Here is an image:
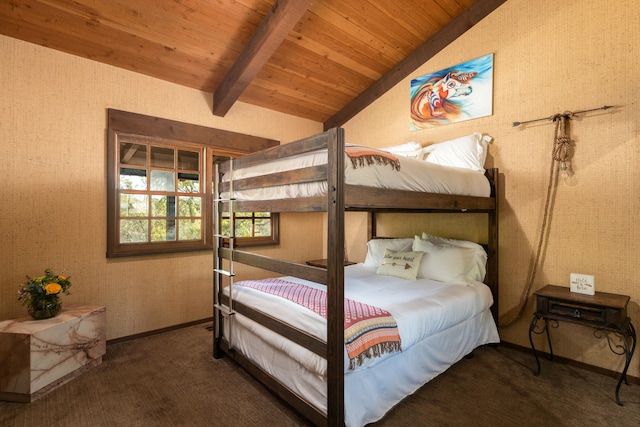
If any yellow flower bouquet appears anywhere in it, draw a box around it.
[18,268,72,319]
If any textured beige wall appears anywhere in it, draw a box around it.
[0,35,323,339]
[343,0,640,378]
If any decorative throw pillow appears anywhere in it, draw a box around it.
[376,249,424,280]
[413,236,485,282]
[422,133,492,172]
[363,238,414,268]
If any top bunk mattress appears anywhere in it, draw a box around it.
[223,145,491,200]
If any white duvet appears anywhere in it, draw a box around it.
[223,146,490,200]
[224,264,499,426]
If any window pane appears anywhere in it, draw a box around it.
[178,172,200,193]
[179,219,201,240]
[178,196,201,217]
[254,212,270,217]
[120,168,147,190]
[120,143,146,166]
[235,219,253,237]
[120,219,148,243]
[151,146,174,168]
[152,195,176,217]
[120,194,148,217]
[254,218,271,237]
[151,219,176,241]
[221,218,231,235]
[150,170,175,191]
[178,150,199,170]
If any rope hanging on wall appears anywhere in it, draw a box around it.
[500,113,573,328]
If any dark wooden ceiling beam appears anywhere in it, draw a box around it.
[213,0,313,117]
[323,0,507,130]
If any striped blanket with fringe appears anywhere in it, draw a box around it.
[235,278,402,369]
[345,146,401,171]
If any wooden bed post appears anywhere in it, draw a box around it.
[326,127,345,426]
[367,212,376,241]
[486,168,499,325]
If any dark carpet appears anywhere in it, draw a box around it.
[1,322,638,426]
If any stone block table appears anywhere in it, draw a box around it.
[0,305,106,402]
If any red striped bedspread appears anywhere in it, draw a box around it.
[235,278,402,369]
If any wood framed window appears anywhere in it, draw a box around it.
[107,109,279,257]
[220,210,279,246]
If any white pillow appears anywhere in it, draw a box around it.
[363,238,414,268]
[413,237,483,283]
[422,133,491,172]
[381,141,424,160]
[421,232,486,252]
[376,249,424,280]
[418,234,487,282]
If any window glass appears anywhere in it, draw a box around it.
[151,146,174,168]
[120,143,146,166]
[178,196,201,217]
[178,219,201,240]
[150,170,175,192]
[152,195,176,217]
[120,194,148,217]
[151,219,176,241]
[120,219,148,243]
[120,168,147,190]
[178,172,199,192]
[178,150,199,170]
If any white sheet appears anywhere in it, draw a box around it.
[224,146,490,200]
[223,264,500,426]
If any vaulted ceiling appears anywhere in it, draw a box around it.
[0,0,506,129]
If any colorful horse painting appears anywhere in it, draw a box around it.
[410,54,493,130]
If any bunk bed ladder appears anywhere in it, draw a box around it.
[213,159,236,358]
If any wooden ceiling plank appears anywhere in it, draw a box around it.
[267,39,372,96]
[253,62,355,106]
[238,86,330,121]
[0,8,230,93]
[286,29,380,81]
[44,0,254,72]
[324,0,506,130]
[292,11,391,76]
[434,0,473,17]
[241,79,337,117]
[308,1,405,66]
[319,0,423,60]
[213,0,314,117]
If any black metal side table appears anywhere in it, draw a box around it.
[529,285,636,405]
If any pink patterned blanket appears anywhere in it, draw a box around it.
[235,278,402,369]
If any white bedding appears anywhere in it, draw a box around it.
[224,146,490,200]
[223,264,500,426]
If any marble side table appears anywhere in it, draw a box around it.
[0,305,106,402]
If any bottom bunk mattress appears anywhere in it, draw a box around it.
[222,264,500,426]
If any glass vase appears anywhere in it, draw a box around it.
[28,297,62,320]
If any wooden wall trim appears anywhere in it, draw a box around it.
[108,109,279,153]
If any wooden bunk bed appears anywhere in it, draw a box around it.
[213,127,499,426]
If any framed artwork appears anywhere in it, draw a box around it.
[410,53,493,130]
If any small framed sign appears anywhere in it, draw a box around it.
[570,273,595,295]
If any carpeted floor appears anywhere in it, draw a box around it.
[1,322,638,426]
